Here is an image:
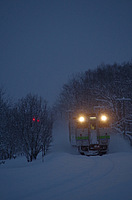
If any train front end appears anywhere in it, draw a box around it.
[69,112,110,156]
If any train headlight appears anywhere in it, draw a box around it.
[78,116,85,123]
[100,115,107,122]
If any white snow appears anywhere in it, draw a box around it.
[0,121,132,200]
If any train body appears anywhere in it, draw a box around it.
[69,112,110,156]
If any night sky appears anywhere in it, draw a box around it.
[0,0,132,105]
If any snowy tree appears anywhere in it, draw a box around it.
[0,88,11,159]
[5,107,21,159]
[16,94,53,162]
[57,62,132,134]
[0,88,22,159]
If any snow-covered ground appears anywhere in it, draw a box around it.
[0,121,132,200]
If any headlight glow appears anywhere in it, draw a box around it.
[78,116,85,123]
[101,115,107,122]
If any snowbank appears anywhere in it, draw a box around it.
[0,121,132,200]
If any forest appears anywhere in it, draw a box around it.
[0,62,132,161]
[56,62,132,136]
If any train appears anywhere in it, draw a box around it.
[69,111,110,156]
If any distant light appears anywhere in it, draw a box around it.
[37,119,40,122]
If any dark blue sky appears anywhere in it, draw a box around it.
[0,0,132,105]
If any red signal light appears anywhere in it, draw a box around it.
[32,118,40,122]
[32,118,35,122]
